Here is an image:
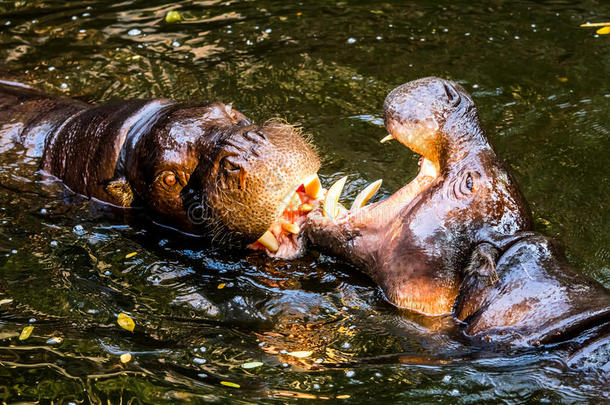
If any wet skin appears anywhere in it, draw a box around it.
[306,78,610,362]
[0,80,320,253]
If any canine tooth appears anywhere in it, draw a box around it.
[380,134,394,143]
[302,174,322,198]
[257,230,279,252]
[323,176,347,218]
[282,223,300,234]
[350,179,382,210]
[299,203,314,212]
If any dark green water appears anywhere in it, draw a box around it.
[0,0,609,403]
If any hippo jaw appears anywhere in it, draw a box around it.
[306,77,532,315]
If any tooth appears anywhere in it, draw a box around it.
[282,223,300,234]
[299,203,314,212]
[257,230,279,252]
[302,174,322,199]
[323,176,347,218]
[288,192,301,210]
[380,134,394,143]
[350,179,382,210]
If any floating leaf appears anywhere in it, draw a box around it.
[46,336,63,344]
[165,10,182,23]
[596,26,610,35]
[217,283,226,289]
[337,394,351,399]
[286,351,312,358]
[117,312,135,332]
[125,252,138,259]
[19,326,34,341]
[557,77,568,83]
[120,353,132,363]
[0,298,13,305]
[220,381,240,388]
[241,361,263,369]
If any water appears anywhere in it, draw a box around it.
[0,0,609,402]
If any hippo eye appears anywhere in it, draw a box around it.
[164,173,176,187]
[154,170,179,189]
[466,173,473,192]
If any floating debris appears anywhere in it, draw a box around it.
[596,27,610,35]
[337,395,351,399]
[241,361,263,369]
[286,351,312,358]
[120,353,132,363]
[217,283,226,289]
[220,381,240,388]
[125,251,138,259]
[19,326,34,341]
[165,10,182,23]
[117,312,135,332]
[46,336,63,344]
[0,298,13,305]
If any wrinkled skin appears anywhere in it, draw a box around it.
[306,78,610,366]
[0,80,320,245]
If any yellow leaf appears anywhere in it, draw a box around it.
[165,10,182,23]
[220,381,240,388]
[125,252,138,259]
[217,283,226,289]
[596,26,610,35]
[286,351,312,358]
[117,312,135,332]
[241,361,263,369]
[557,77,568,83]
[337,394,351,399]
[120,353,132,363]
[19,326,34,341]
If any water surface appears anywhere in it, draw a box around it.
[0,0,609,402]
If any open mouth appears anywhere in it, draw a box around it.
[247,174,325,259]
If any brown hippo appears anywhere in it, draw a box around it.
[305,78,610,369]
[0,79,323,258]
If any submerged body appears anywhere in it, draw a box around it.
[306,77,610,371]
[0,80,321,255]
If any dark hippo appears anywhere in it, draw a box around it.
[306,78,610,370]
[0,80,323,258]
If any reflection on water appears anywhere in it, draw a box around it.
[0,0,609,402]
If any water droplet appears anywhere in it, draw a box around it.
[347,37,356,44]
[40,208,47,214]
[345,370,355,377]
[48,66,55,71]
[50,241,58,247]
[127,29,142,36]
[171,41,180,47]
[376,35,382,40]
[60,83,68,89]
[265,28,272,33]
[193,357,206,364]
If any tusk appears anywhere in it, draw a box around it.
[302,174,322,199]
[282,222,300,234]
[380,134,394,143]
[323,176,347,218]
[257,230,279,252]
[350,179,382,210]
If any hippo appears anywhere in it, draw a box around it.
[0,79,323,258]
[305,78,610,370]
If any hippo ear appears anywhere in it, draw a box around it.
[104,178,135,207]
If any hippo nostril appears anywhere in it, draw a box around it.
[237,119,251,127]
[443,82,461,107]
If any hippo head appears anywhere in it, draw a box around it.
[306,77,533,314]
[119,102,321,257]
